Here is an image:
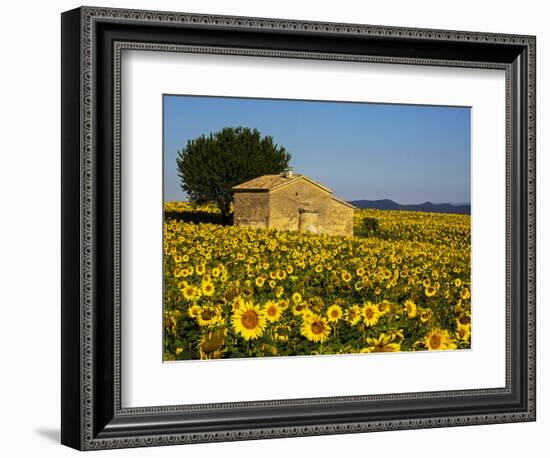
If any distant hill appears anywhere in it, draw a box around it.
[349,199,470,215]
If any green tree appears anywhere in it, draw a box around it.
[176,127,292,224]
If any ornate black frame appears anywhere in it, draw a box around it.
[61,6,536,451]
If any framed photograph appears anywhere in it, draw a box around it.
[61,6,536,450]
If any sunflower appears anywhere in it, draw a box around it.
[404,299,417,318]
[195,306,221,327]
[187,304,202,318]
[455,318,471,341]
[195,264,205,276]
[264,300,282,322]
[346,304,362,325]
[274,324,291,342]
[363,332,402,353]
[377,300,392,316]
[274,285,284,298]
[242,285,254,297]
[423,329,457,351]
[300,314,331,343]
[454,278,462,287]
[420,308,433,323]
[255,276,265,288]
[456,323,471,341]
[341,270,352,282]
[211,266,221,278]
[356,266,366,276]
[198,328,226,359]
[201,279,215,297]
[231,301,266,340]
[276,269,287,280]
[292,292,302,303]
[223,286,239,303]
[292,302,308,316]
[181,284,198,301]
[278,299,290,310]
[307,296,324,312]
[326,304,343,323]
[232,296,246,312]
[163,310,180,334]
[424,285,437,297]
[362,302,380,327]
[458,314,471,326]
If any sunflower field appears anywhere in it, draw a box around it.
[163,202,471,360]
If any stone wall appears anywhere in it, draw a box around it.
[233,179,354,237]
[326,199,354,237]
[233,192,270,228]
[269,180,354,237]
[268,180,326,232]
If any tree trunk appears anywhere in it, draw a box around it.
[219,206,233,225]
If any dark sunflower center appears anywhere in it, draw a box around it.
[459,315,471,325]
[365,309,374,319]
[311,321,324,335]
[429,334,441,348]
[201,310,214,320]
[267,306,277,317]
[241,311,259,329]
[277,327,290,336]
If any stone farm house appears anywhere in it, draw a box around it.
[232,170,355,237]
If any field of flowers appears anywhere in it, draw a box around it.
[163,201,471,360]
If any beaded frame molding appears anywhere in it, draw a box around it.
[61,6,536,451]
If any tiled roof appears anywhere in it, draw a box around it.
[330,195,356,209]
[232,174,331,193]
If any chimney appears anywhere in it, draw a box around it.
[283,167,294,179]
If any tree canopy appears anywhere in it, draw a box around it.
[176,127,292,224]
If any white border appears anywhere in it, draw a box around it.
[121,51,506,407]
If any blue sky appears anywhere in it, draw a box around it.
[163,95,470,204]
